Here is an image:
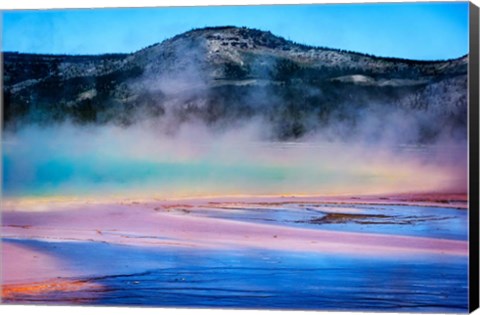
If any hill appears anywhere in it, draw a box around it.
[3,26,468,142]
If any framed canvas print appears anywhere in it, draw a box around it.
[1,0,479,314]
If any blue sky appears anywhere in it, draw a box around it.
[1,2,469,60]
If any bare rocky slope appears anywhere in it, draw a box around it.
[3,26,468,142]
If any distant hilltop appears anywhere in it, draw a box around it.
[3,26,468,142]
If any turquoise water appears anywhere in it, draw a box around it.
[2,154,290,196]
[3,127,465,198]
[2,149,377,198]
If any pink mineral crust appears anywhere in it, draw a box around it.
[2,195,468,264]
[1,242,104,300]
[1,242,68,285]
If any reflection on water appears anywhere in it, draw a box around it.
[3,238,467,312]
[188,203,468,240]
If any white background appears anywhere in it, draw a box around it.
[1,0,479,315]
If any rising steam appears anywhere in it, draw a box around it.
[2,114,467,199]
